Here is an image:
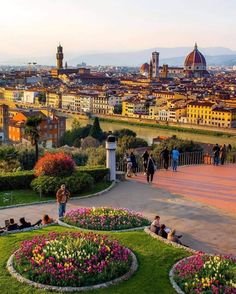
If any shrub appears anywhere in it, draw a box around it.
[34,152,76,177]
[77,166,109,182]
[81,136,100,149]
[0,171,34,190]
[31,172,94,195]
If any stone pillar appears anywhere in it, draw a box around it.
[106,135,117,181]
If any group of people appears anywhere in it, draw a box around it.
[150,215,184,245]
[212,143,231,166]
[124,147,180,184]
[0,215,53,234]
[0,184,71,234]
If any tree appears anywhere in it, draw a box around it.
[81,136,100,149]
[25,116,42,162]
[113,128,137,138]
[113,104,122,114]
[71,118,81,130]
[117,135,148,152]
[37,92,46,104]
[89,117,103,141]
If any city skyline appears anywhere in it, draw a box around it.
[1,0,236,59]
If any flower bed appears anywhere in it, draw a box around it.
[63,207,151,231]
[13,232,133,288]
[171,253,236,294]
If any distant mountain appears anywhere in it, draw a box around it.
[1,46,236,67]
[68,47,236,67]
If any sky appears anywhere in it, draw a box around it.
[1,0,236,57]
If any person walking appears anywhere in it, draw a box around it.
[146,154,156,184]
[212,144,220,165]
[160,146,169,170]
[142,150,149,175]
[130,152,138,176]
[172,147,180,172]
[124,152,132,177]
[220,144,227,165]
[56,184,70,218]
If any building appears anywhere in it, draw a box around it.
[151,51,159,78]
[8,110,66,147]
[22,90,39,104]
[46,92,62,108]
[51,44,91,78]
[2,88,23,102]
[0,104,9,142]
[122,98,148,117]
[187,101,236,127]
[93,94,122,115]
[184,43,209,78]
[56,43,64,69]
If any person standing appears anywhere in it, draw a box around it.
[124,152,132,177]
[220,144,227,165]
[172,147,180,172]
[212,144,220,165]
[160,146,169,170]
[146,154,156,184]
[142,150,149,175]
[130,152,138,176]
[56,184,70,218]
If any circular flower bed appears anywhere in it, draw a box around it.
[63,207,151,231]
[13,232,133,288]
[171,253,236,294]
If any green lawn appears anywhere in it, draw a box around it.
[0,226,189,294]
[0,181,111,207]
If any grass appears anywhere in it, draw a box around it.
[0,225,189,294]
[0,181,111,208]
[98,117,236,138]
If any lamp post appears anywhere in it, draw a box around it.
[106,135,116,181]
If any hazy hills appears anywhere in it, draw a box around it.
[1,47,236,67]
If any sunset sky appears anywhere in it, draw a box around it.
[1,0,236,57]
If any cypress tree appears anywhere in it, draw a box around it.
[89,117,103,141]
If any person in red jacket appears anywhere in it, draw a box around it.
[56,184,70,218]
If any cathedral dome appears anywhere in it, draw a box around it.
[184,43,206,71]
[140,63,149,75]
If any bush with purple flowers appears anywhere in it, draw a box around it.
[173,253,236,293]
[14,232,132,287]
[63,207,151,231]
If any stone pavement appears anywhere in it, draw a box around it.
[0,167,236,255]
[135,164,236,215]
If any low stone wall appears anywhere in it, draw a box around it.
[144,227,197,254]
[0,223,55,236]
[169,256,196,294]
[58,219,147,233]
[7,249,138,292]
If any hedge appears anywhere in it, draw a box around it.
[76,166,109,182]
[31,172,94,196]
[0,166,109,191]
[0,171,35,190]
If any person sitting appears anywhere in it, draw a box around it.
[18,217,42,230]
[150,215,160,234]
[167,229,183,245]
[6,218,19,231]
[42,214,54,225]
[158,224,168,239]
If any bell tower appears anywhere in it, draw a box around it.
[56,43,64,69]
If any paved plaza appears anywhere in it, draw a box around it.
[0,165,235,255]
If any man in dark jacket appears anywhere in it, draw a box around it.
[160,147,169,170]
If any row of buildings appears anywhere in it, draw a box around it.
[1,43,236,146]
